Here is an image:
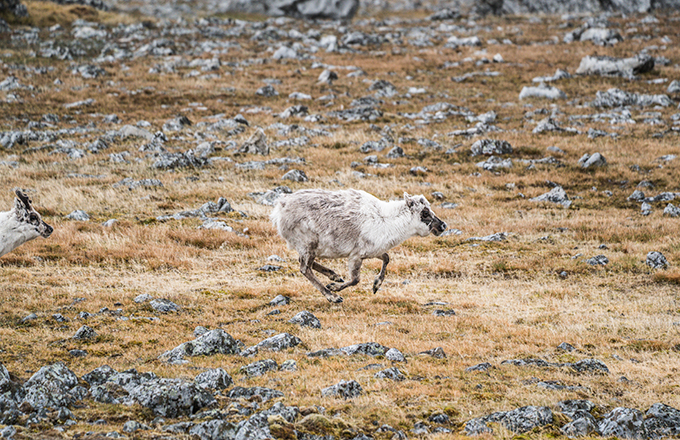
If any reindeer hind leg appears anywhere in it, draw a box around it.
[299,251,343,303]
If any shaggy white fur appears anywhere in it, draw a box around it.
[0,189,53,258]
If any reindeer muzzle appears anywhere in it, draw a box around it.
[41,223,54,238]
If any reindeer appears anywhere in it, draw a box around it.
[0,189,53,258]
[271,189,447,303]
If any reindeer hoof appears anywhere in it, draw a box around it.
[325,293,343,303]
[330,275,345,283]
[326,282,342,292]
[372,279,382,294]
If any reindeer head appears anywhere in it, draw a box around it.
[13,189,53,239]
[404,192,447,237]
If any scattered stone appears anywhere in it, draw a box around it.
[226,386,283,402]
[519,84,567,100]
[586,255,609,266]
[280,360,298,372]
[568,358,609,374]
[282,169,308,182]
[466,362,493,372]
[254,333,302,352]
[22,363,80,410]
[66,210,90,221]
[321,380,363,399]
[646,251,668,269]
[150,298,180,313]
[576,54,654,78]
[664,203,680,217]
[374,367,405,381]
[270,295,290,306]
[385,348,406,362]
[578,152,607,168]
[73,325,97,340]
[466,232,507,242]
[419,347,446,359]
[592,88,672,108]
[127,378,214,417]
[598,407,647,439]
[645,403,680,438]
[470,139,513,156]
[557,342,576,352]
[288,311,321,329]
[531,186,572,208]
[159,329,241,363]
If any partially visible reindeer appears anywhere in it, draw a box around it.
[271,189,447,303]
[0,189,53,258]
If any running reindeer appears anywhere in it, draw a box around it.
[0,189,53,258]
[271,189,447,303]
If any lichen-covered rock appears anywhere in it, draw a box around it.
[127,378,214,417]
[466,362,493,372]
[321,380,363,399]
[234,412,271,440]
[150,298,180,313]
[194,368,233,390]
[254,333,302,351]
[646,252,668,269]
[664,203,680,217]
[576,54,654,78]
[159,329,241,363]
[519,84,567,100]
[592,88,672,108]
[568,358,609,374]
[288,311,321,329]
[269,295,290,306]
[586,255,609,266]
[561,416,600,438]
[239,128,269,155]
[240,359,278,377]
[644,403,680,439]
[21,363,80,410]
[224,0,359,20]
[340,342,388,357]
[385,348,406,362]
[190,419,238,440]
[420,347,447,358]
[599,407,647,439]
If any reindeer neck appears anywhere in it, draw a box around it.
[370,200,418,249]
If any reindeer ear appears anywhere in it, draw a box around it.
[404,192,415,209]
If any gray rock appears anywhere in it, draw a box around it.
[466,362,493,372]
[240,359,278,377]
[557,399,597,418]
[561,416,600,438]
[162,116,192,132]
[152,150,207,170]
[254,333,302,351]
[470,139,513,156]
[273,46,297,60]
[646,251,668,269]
[288,311,321,329]
[194,326,208,337]
[83,365,118,386]
[477,156,513,171]
[269,295,290,306]
[256,85,278,97]
[533,69,572,83]
[644,403,680,439]
[664,203,680,217]
[502,406,553,433]
[66,210,90,221]
[69,349,87,357]
[224,0,359,20]
[569,358,609,374]
[592,88,672,108]
[127,378,214,417]
[642,202,653,216]
[282,169,308,182]
[280,360,298,372]
[318,69,338,84]
[190,419,237,440]
[194,368,233,390]
[73,325,97,340]
[519,84,567,100]
[628,190,645,202]
[533,116,579,135]
[134,293,153,303]
[586,255,609,266]
[150,298,180,313]
[578,152,607,168]
[234,413,270,440]
[557,342,576,352]
[239,129,269,155]
[122,420,151,433]
[467,232,508,242]
[531,186,572,208]
[118,125,154,141]
[374,367,405,381]
[321,380,363,399]
[580,28,623,45]
[599,407,647,439]
[419,347,446,358]
[227,386,283,402]
[368,79,398,98]
[385,348,406,362]
[22,363,80,410]
[668,80,680,94]
[249,186,292,206]
[576,54,654,78]
[280,105,308,119]
[159,329,241,363]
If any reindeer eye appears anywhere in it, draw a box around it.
[421,210,431,220]
[29,213,39,222]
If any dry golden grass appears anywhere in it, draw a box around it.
[1,4,680,438]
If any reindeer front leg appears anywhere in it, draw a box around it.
[373,253,390,294]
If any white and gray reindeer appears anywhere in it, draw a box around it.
[271,189,447,303]
[0,189,53,258]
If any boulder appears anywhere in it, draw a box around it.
[254,333,302,351]
[159,329,241,363]
[578,152,607,168]
[127,378,214,417]
[22,363,80,410]
[646,251,668,269]
[222,0,359,20]
[592,88,672,108]
[239,129,269,155]
[240,359,278,377]
[645,403,680,439]
[576,54,654,78]
[599,407,647,439]
[374,367,405,381]
[470,139,512,156]
[530,186,572,208]
[288,311,321,329]
[385,348,406,362]
[519,84,567,100]
[194,368,233,390]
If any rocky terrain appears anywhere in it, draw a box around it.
[1,0,680,439]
